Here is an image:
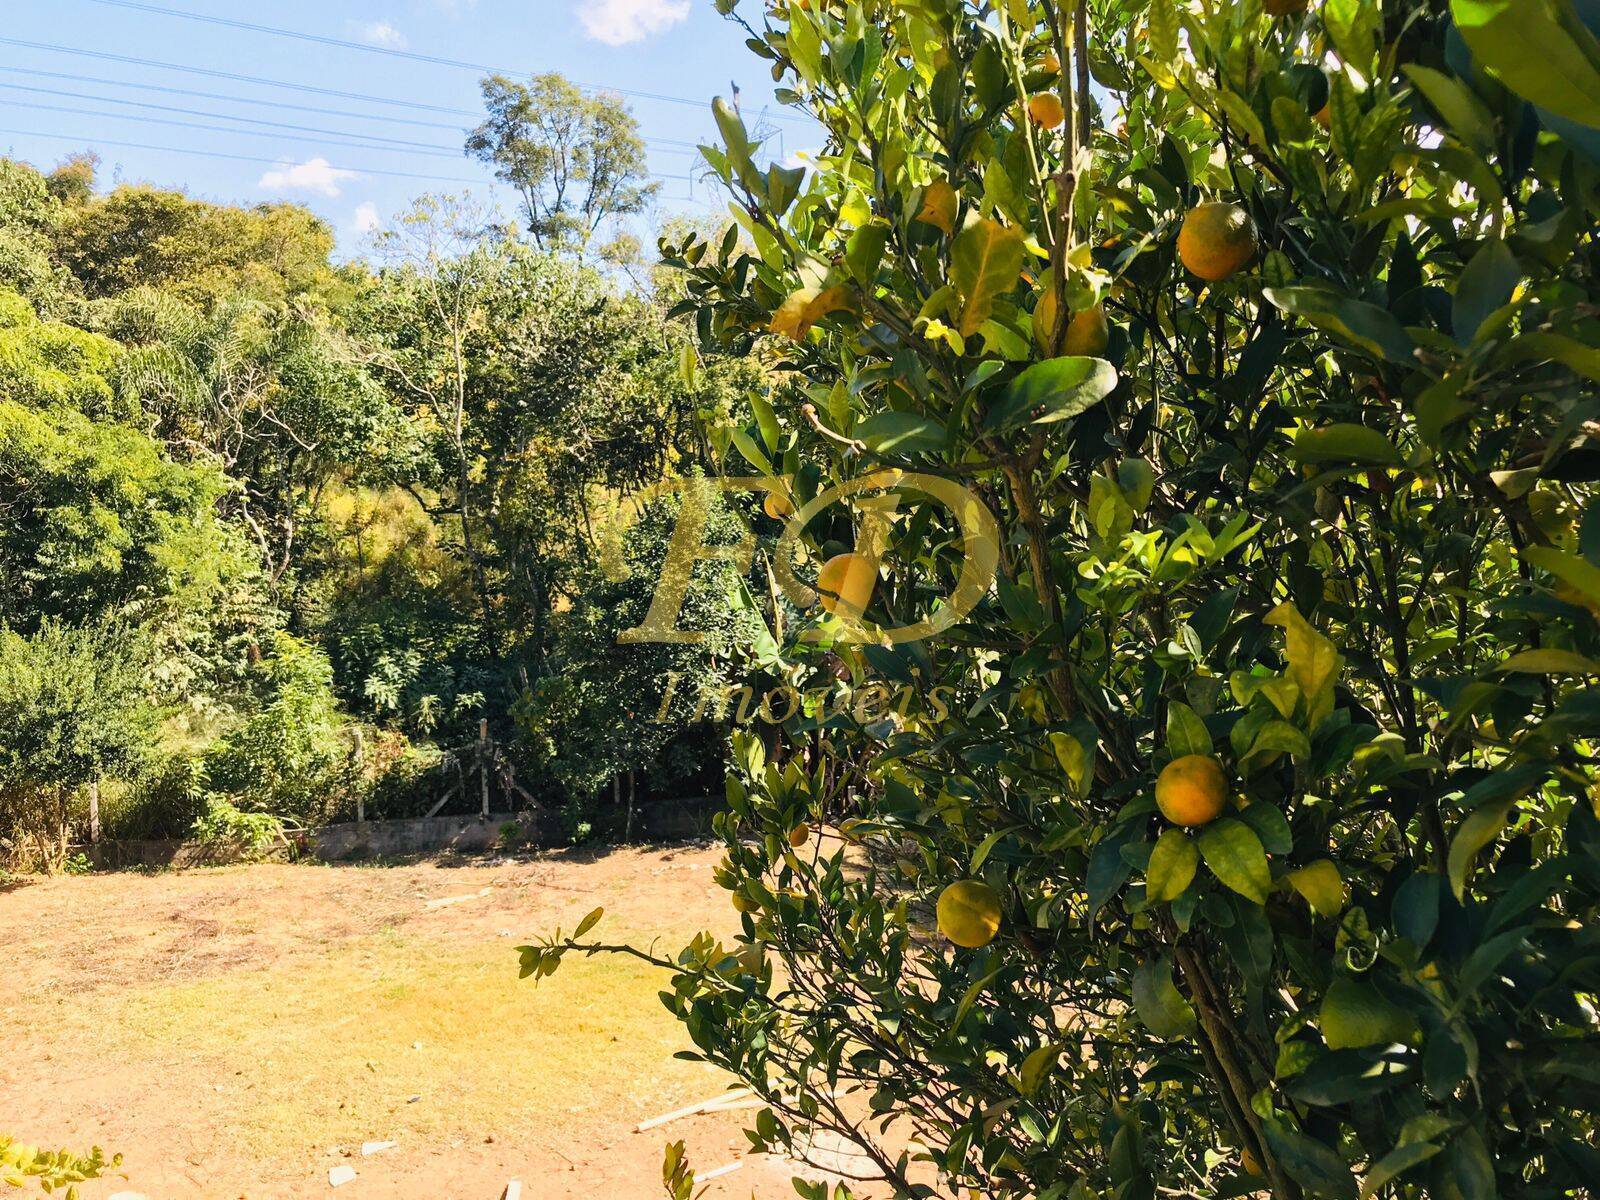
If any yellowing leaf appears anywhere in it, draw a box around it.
[1147,829,1200,903]
[915,179,958,235]
[1288,860,1347,918]
[1197,818,1272,905]
[769,285,855,341]
[1320,977,1418,1050]
[1495,648,1600,675]
[1525,545,1600,607]
[1048,731,1089,797]
[951,219,1025,338]
[1265,602,1342,725]
[1448,801,1513,901]
[1017,1042,1062,1096]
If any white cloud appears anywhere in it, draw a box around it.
[258,158,359,198]
[353,20,408,48]
[578,0,690,46]
[353,202,382,234]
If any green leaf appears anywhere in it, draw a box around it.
[1447,1125,1498,1200]
[1402,64,1496,152]
[1265,285,1415,364]
[845,221,891,286]
[750,390,781,454]
[1448,801,1514,901]
[856,411,948,456]
[1147,829,1200,903]
[1197,819,1272,904]
[1131,955,1197,1039]
[1263,1123,1358,1200]
[1452,239,1521,345]
[1321,977,1419,1049]
[982,356,1118,433]
[1452,0,1600,129]
[1360,1141,1443,1199]
[1492,331,1600,380]
[1166,701,1212,757]
[1238,802,1293,856]
[951,219,1025,338]
[1291,424,1404,467]
[574,906,605,938]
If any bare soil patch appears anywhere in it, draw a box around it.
[0,845,870,1198]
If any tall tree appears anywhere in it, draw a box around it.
[464,73,657,263]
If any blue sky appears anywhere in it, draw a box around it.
[0,0,812,253]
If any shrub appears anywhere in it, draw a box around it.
[202,632,354,825]
[0,619,154,871]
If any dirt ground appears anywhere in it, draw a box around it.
[0,844,881,1199]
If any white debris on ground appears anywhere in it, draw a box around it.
[328,1164,357,1187]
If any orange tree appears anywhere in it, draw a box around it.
[521,0,1600,1196]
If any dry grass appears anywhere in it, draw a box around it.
[0,847,823,1199]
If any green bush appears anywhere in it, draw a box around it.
[202,632,355,825]
[0,618,155,872]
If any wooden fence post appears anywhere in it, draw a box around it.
[353,729,366,824]
[88,780,100,845]
[479,719,490,818]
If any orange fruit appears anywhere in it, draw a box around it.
[816,552,877,618]
[1155,755,1228,827]
[788,823,812,848]
[937,880,1002,948]
[1063,305,1110,356]
[1241,1148,1263,1176]
[763,491,794,520]
[1314,103,1331,129]
[1041,51,1061,74]
[1177,202,1259,282]
[1028,93,1066,130]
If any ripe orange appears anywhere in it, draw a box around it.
[1241,1148,1263,1176]
[1063,304,1110,356]
[1155,755,1228,827]
[1177,202,1259,282]
[1314,103,1331,129]
[1028,93,1066,130]
[788,822,812,848]
[1040,51,1061,75]
[937,880,1003,948]
[763,491,794,520]
[816,552,877,618]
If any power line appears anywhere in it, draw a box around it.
[0,99,466,159]
[0,36,484,117]
[74,0,809,124]
[0,39,715,148]
[0,78,701,157]
[0,127,486,184]
[0,101,699,186]
[0,126,697,189]
[0,84,465,155]
[0,63,475,132]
